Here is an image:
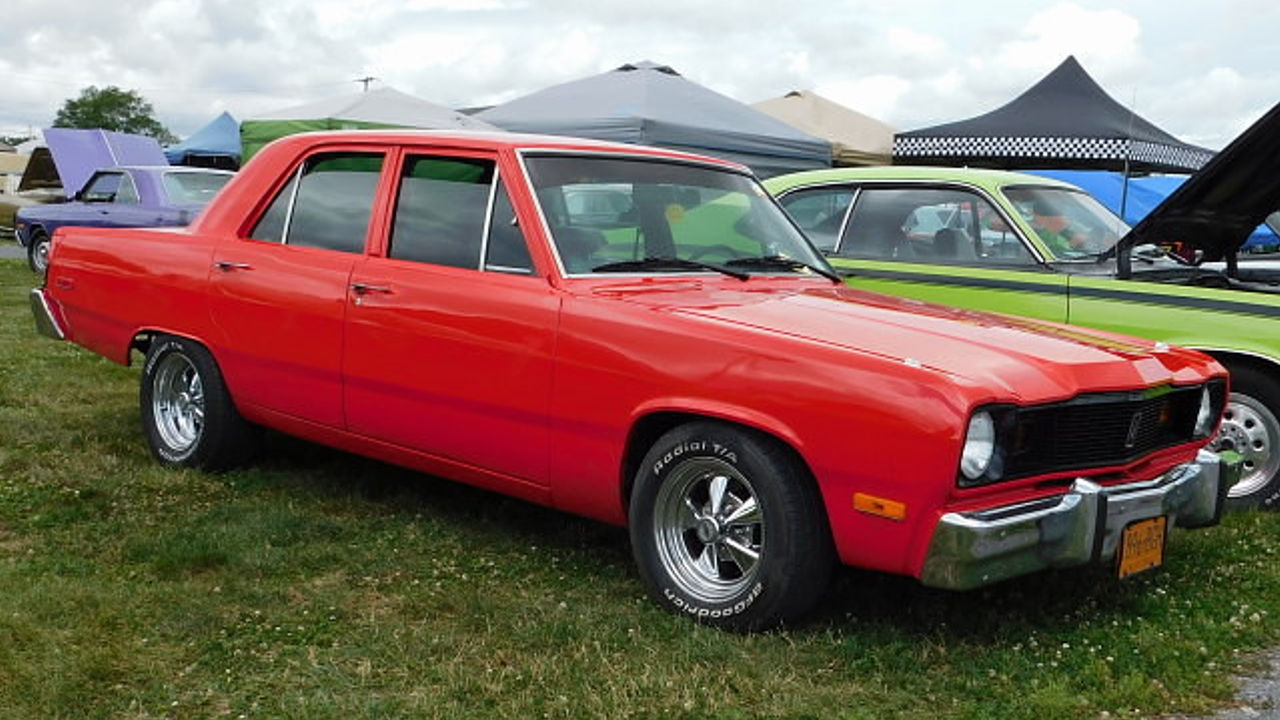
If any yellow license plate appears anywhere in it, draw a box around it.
[1117,516,1168,579]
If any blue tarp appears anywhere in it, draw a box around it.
[164,111,240,167]
[1030,169,1278,250]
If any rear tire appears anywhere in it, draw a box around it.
[27,230,49,275]
[1213,363,1280,510]
[140,335,257,470]
[629,421,834,632]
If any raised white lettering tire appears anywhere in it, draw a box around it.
[140,335,257,470]
[629,421,833,632]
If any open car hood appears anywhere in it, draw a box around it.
[1119,101,1280,270]
[19,128,168,198]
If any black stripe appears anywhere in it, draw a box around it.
[842,267,1280,319]
[844,267,1066,295]
[1069,284,1280,318]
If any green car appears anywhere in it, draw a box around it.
[764,109,1280,509]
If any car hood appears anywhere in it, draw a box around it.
[1120,101,1280,262]
[626,281,1217,402]
[30,128,168,198]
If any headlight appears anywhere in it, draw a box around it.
[1193,385,1217,438]
[960,410,997,482]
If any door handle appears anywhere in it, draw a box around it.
[214,261,253,271]
[351,282,392,295]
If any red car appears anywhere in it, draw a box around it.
[31,130,1237,630]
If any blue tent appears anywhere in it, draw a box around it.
[165,111,240,169]
[1030,169,1278,251]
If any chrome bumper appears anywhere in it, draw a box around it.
[30,288,66,340]
[920,449,1239,590]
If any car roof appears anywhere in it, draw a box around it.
[260,129,751,174]
[764,165,1079,192]
[102,166,235,174]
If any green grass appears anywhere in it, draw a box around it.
[3,257,1280,718]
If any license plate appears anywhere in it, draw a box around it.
[1117,516,1168,579]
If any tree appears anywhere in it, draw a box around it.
[53,86,177,144]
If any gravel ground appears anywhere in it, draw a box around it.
[1165,649,1280,719]
[0,243,23,260]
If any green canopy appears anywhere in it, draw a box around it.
[241,87,499,161]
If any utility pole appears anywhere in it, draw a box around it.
[354,76,378,92]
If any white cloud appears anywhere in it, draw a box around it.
[0,0,1278,152]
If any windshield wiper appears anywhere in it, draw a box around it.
[591,256,750,281]
[725,255,843,283]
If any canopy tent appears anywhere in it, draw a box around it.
[895,56,1214,173]
[752,90,895,166]
[1030,169,1278,251]
[476,61,832,178]
[240,87,500,161]
[165,111,241,169]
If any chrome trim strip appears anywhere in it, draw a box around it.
[30,288,66,341]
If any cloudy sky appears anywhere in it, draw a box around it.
[4,0,1278,149]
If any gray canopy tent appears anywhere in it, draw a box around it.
[476,61,831,177]
[895,56,1214,173]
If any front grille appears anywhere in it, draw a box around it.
[964,380,1225,486]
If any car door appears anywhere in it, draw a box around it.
[342,151,556,486]
[60,171,150,228]
[208,149,388,428]
[779,182,1071,323]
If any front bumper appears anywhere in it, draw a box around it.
[920,449,1239,590]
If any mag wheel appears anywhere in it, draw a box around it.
[1213,364,1280,509]
[27,231,49,274]
[629,422,833,632]
[140,335,257,470]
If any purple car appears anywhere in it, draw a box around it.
[15,165,234,273]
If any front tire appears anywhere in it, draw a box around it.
[27,230,49,275]
[1213,363,1280,510]
[140,335,257,470]
[629,422,833,632]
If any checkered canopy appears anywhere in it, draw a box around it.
[894,57,1213,173]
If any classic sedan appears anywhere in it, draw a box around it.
[32,130,1236,630]
[766,118,1280,511]
[15,165,233,273]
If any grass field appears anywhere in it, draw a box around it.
[4,257,1280,718]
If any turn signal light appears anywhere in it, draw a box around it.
[853,493,906,521]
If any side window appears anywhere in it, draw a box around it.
[114,174,140,204]
[777,187,854,252]
[389,155,495,269]
[248,153,384,253]
[484,179,534,274]
[837,187,1036,266]
[80,172,126,203]
[250,174,297,244]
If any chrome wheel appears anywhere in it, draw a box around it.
[652,458,764,603]
[151,352,205,456]
[29,234,49,274]
[1214,391,1280,499]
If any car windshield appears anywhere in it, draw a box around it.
[1003,185,1129,261]
[523,155,831,277]
[162,171,233,205]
